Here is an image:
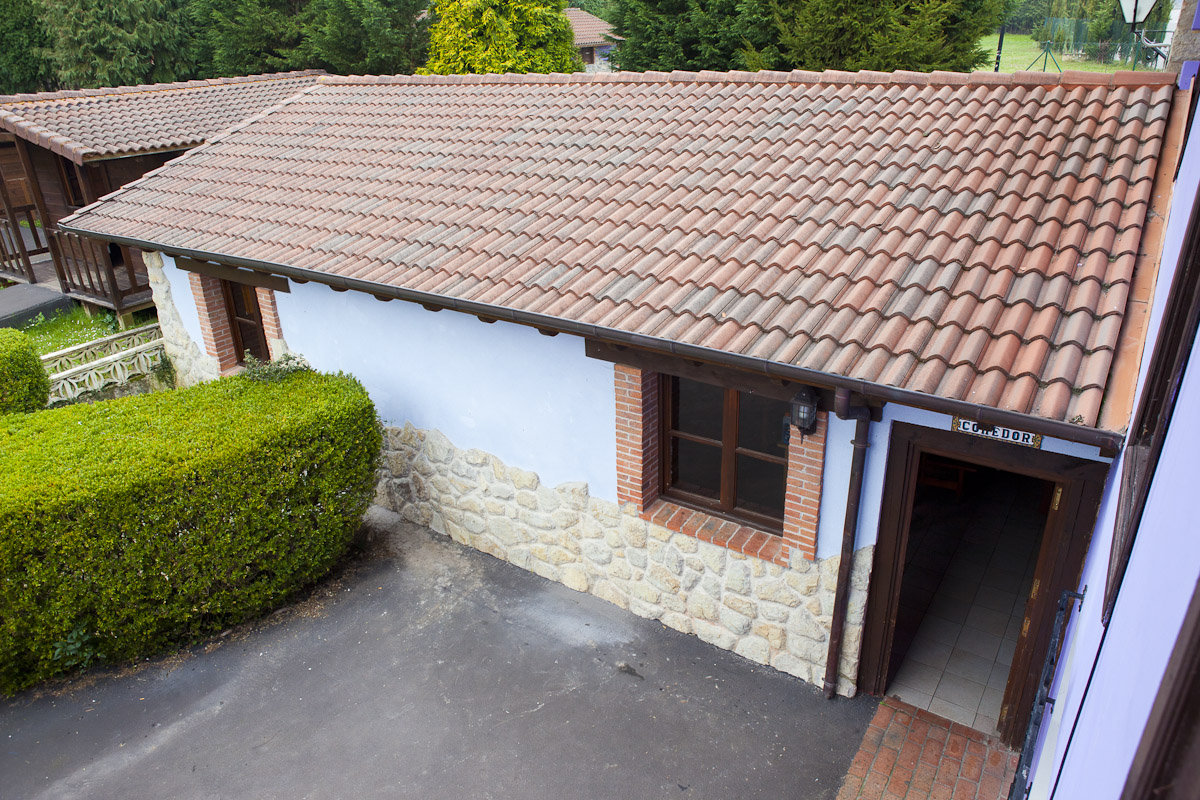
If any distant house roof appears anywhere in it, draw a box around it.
[0,71,324,164]
[62,69,1182,432]
[564,8,618,48]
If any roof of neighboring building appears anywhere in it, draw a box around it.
[564,8,618,47]
[62,69,1182,432]
[0,71,325,164]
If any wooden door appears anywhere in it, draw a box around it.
[858,422,1108,748]
[222,280,270,363]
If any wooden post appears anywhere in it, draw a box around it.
[13,139,69,294]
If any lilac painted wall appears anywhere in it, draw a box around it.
[1025,102,1200,798]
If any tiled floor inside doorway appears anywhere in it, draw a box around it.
[886,469,1044,733]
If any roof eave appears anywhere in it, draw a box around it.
[55,220,1126,454]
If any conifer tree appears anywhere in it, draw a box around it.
[299,0,430,75]
[189,0,308,77]
[769,0,1005,73]
[0,0,54,93]
[40,0,196,88]
[608,0,779,72]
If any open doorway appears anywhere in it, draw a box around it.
[857,422,1109,748]
[884,455,1052,733]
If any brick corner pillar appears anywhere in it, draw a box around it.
[782,410,827,561]
[254,286,285,359]
[614,364,660,511]
[189,271,239,371]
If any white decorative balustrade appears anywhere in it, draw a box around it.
[41,325,166,404]
[41,323,161,373]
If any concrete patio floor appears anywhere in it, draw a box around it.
[2,507,879,800]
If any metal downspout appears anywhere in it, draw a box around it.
[823,387,872,699]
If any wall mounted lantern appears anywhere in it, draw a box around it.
[790,386,819,435]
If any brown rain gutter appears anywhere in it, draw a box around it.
[55,224,1126,454]
[823,387,871,699]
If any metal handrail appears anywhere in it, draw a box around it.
[1008,589,1086,800]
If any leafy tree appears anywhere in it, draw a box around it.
[0,0,54,93]
[39,0,196,88]
[767,0,1006,73]
[298,0,430,74]
[189,0,308,76]
[569,0,614,21]
[421,0,581,74]
[609,0,780,71]
[1003,0,1050,33]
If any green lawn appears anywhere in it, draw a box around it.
[21,306,118,355]
[979,32,1156,74]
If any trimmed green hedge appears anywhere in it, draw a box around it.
[0,370,382,694]
[0,328,49,414]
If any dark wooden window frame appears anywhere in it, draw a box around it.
[658,374,788,533]
[858,422,1108,748]
[1105,172,1200,625]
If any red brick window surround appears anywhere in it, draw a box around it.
[614,364,825,564]
[189,272,282,371]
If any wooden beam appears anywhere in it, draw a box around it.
[585,339,827,406]
[174,256,290,293]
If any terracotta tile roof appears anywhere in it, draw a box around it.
[62,69,1180,428]
[564,8,618,47]
[0,71,324,164]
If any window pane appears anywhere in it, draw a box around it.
[737,392,790,457]
[672,437,721,500]
[673,377,724,441]
[735,454,786,520]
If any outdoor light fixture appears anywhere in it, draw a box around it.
[790,386,819,435]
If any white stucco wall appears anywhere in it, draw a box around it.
[162,256,206,347]
[1024,95,1200,799]
[269,281,619,501]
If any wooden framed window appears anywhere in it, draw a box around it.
[221,279,270,364]
[660,375,790,532]
[57,156,86,209]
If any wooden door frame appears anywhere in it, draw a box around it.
[857,422,1108,747]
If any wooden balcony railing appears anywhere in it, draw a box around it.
[0,206,46,282]
[48,227,152,314]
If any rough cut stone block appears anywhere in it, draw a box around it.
[648,564,681,594]
[536,486,561,511]
[555,481,589,511]
[735,636,770,663]
[755,580,802,608]
[672,594,709,626]
[661,612,693,635]
[630,582,661,605]
[723,595,756,618]
[561,565,589,592]
[693,619,737,650]
[593,580,628,610]
[719,606,752,636]
[663,546,684,576]
[725,562,751,595]
[581,540,613,565]
[531,544,575,566]
[509,466,539,490]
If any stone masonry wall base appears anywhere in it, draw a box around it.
[377,423,875,697]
